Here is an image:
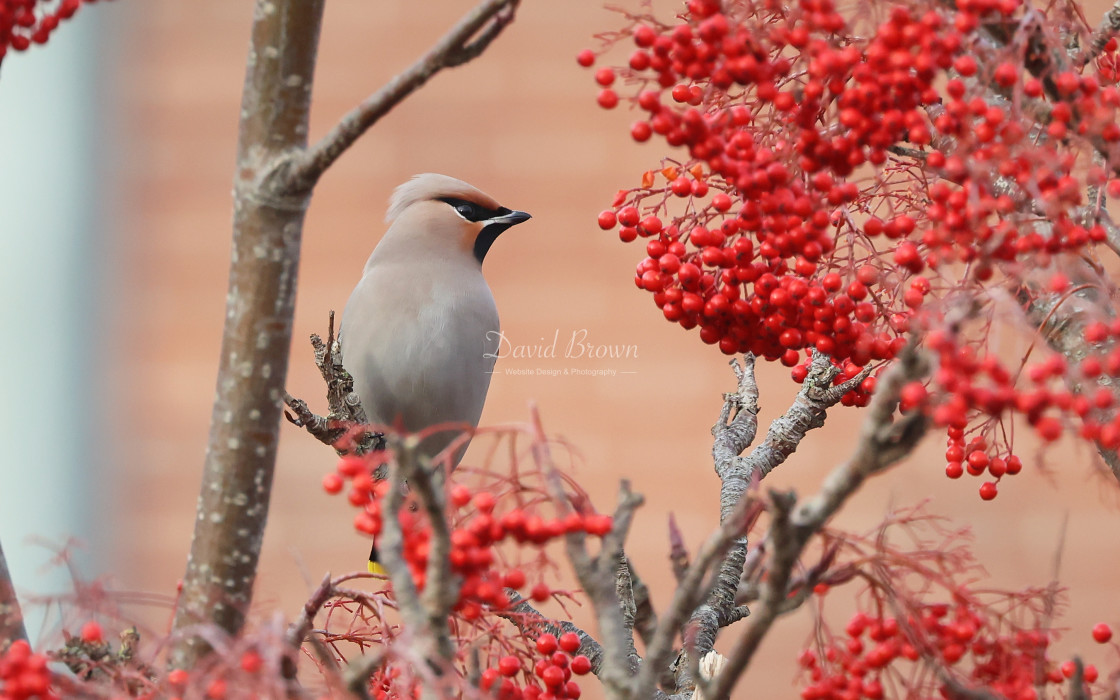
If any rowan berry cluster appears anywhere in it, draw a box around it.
[325,449,612,621]
[0,0,102,62]
[588,0,1120,497]
[0,641,54,700]
[798,606,1085,700]
[795,508,1110,699]
[475,633,592,700]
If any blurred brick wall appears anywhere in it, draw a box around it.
[106,1,1119,694]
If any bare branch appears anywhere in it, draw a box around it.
[676,351,868,694]
[627,560,659,646]
[405,457,457,661]
[704,343,931,699]
[1067,656,1091,700]
[668,513,691,583]
[631,498,762,699]
[282,0,521,193]
[378,437,454,668]
[0,538,26,649]
[285,312,384,455]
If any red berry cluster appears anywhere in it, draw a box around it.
[589,1,962,378]
[478,633,592,700]
[894,316,1120,499]
[588,0,1120,494]
[799,606,1073,700]
[0,640,55,700]
[0,0,102,62]
[326,452,612,619]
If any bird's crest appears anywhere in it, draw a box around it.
[386,173,501,223]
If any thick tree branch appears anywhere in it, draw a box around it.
[704,343,930,699]
[630,498,762,700]
[0,538,26,649]
[677,352,867,694]
[169,0,325,669]
[378,437,455,672]
[281,0,521,193]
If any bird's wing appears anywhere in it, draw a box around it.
[340,263,499,441]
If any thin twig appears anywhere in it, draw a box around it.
[282,0,521,193]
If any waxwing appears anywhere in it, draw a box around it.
[340,173,530,573]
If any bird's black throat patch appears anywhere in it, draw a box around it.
[473,222,515,263]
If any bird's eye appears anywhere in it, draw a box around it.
[456,203,478,219]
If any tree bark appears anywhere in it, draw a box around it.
[0,537,26,649]
[169,0,325,669]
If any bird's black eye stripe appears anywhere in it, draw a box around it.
[439,197,502,223]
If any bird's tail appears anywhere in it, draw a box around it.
[368,540,387,575]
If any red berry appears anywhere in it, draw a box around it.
[536,633,558,655]
[498,655,521,676]
[474,492,497,513]
[595,68,615,86]
[1092,622,1112,643]
[168,668,189,685]
[503,568,526,589]
[559,632,581,653]
[207,678,227,699]
[450,484,472,507]
[597,89,619,109]
[531,582,551,602]
[337,455,365,476]
[631,121,653,142]
[240,650,263,673]
[583,514,612,536]
[570,655,592,675]
[481,667,500,690]
[597,210,617,230]
[80,621,102,643]
[978,481,998,500]
[576,49,594,67]
[541,665,564,687]
[322,473,343,494]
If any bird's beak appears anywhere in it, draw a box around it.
[488,209,531,227]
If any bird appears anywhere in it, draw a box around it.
[339,174,531,574]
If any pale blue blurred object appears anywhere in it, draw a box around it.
[0,6,121,643]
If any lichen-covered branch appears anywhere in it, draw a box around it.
[284,311,383,455]
[0,538,26,649]
[703,344,930,699]
[677,352,868,695]
[630,498,762,699]
[282,0,521,193]
[559,479,646,697]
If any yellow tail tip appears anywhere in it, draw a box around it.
[368,560,387,575]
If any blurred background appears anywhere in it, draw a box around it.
[1,0,1118,693]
